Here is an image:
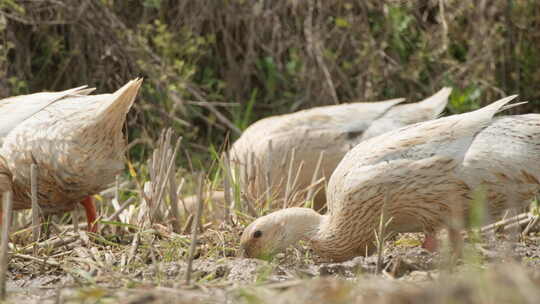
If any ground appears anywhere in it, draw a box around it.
[5,225,540,304]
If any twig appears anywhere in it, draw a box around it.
[230,161,243,225]
[31,164,41,242]
[438,0,449,52]
[115,175,120,204]
[306,151,325,203]
[72,205,79,233]
[21,234,79,254]
[12,253,60,267]
[147,129,182,223]
[104,197,136,222]
[181,88,241,135]
[222,153,232,224]
[99,181,132,199]
[283,147,297,208]
[127,232,140,265]
[480,212,530,234]
[304,0,338,104]
[288,161,305,206]
[0,191,14,300]
[185,100,239,107]
[262,279,304,289]
[168,171,181,234]
[109,175,121,235]
[48,220,65,236]
[186,173,204,285]
[182,214,194,235]
[241,193,258,219]
[249,152,256,197]
[522,215,540,237]
[505,217,533,233]
[375,190,393,274]
[265,140,273,205]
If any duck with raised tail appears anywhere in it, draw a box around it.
[0,79,143,232]
[240,95,540,262]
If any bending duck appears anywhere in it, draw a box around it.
[179,190,228,225]
[230,88,451,210]
[0,79,142,232]
[240,95,540,262]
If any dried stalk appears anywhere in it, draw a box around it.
[249,152,256,196]
[375,190,393,274]
[72,206,79,233]
[504,217,533,233]
[192,99,241,135]
[265,140,273,205]
[13,253,60,267]
[283,147,297,209]
[105,197,136,222]
[292,177,325,208]
[182,87,241,135]
[287,161,305,207]
[242,193,258,218]
[480,212,530,234]
[522,215,540,237]
[222,153,232,224]
[306,151,325,203]
[108,175,122,235]
[145,128,182,224]
[0,191,13,300]
[232,160,241,212]
[127,232,140,265]
[22,234,79,254]
[186,173,204,285]
[305,0,338,104]
[168,170,182,233]
[99,181,132,199]
[30,164,40,242]
[182,214,194,235]
[115,175,120,203]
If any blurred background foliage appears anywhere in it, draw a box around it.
[1,0,539,165]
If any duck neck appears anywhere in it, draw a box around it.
[310,212,376,262]
[277,207,325,246]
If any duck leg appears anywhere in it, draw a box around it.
[422,229,463,255]
[80,196,97,233]
[422,233,438,252]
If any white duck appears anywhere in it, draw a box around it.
[230,88,452,210]
[240,96,539,262]
[0,79,142,232]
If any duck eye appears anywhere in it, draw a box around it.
[253,230,263,238]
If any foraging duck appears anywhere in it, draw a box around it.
[230,88,452,210]
[0,79,143,232]
[179,190,228,225]
[240,96,540,262]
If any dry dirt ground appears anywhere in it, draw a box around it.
[5,229,540,304]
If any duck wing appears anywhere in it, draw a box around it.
[0,86,94,139]
[459,114,540,209]
[361,87,452,140]
[235,98,405,144]
[328,95,522,213]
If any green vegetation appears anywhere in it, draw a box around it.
[1,0,539,163]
